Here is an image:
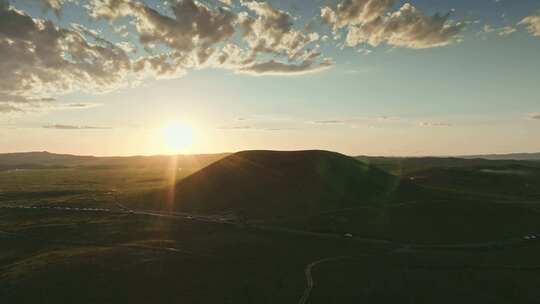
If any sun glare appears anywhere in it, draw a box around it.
[161,122,194,153]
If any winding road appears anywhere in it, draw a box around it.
[298,256,350,304]
[2,203,540,304]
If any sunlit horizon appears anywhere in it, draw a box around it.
[1,0,540,157]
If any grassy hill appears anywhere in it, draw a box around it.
[147,150,399,219]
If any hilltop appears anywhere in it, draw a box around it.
[147,150,399,219]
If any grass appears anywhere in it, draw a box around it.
[2,151,540,303]
[0,210,388,304]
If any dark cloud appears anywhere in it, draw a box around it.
[42,124,111,130]
[239,58,333,76]
[0,103,24,113]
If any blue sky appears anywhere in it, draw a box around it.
[0,0,539,156]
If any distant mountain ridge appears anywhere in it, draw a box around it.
[461,152,540,161]
[0,151,229,171]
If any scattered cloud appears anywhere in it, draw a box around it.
[55,103,103,110]
[1,0,332,114]
[217,125,288,131]
[217,125,253,130]
[37,0,69,15]
[87,0,330,79]
[312,119,350,125]
[418,122,452,127]
[42,124,111,130]
[481,24,516,36]
[239,0,321,60]
[311,116,400,126]
[321,0,392,29]
[218,0,232,6]
[0,2,131,108]
[65,103,98,108]
[322,0,464,49]
[499,26,517,36]
[1,0,531,116]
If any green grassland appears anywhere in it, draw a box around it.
[0,152,227,208]
[2,151,540,303]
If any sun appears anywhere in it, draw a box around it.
[161,122,194,153]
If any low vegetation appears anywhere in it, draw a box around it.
[1,151,540,303]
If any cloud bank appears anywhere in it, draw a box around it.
[3,0,526,115]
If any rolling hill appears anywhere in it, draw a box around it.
[0,151,229,171]
[463,152,540,161]
[148,150,400,219]
[356,155,540,175]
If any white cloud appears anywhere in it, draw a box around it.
[0,3,131,106]
[218,0,232,6]
[322,0,464,49]
[498,26,516,36]
[519,13,540,37]
[0,0,335,114]
[239,0,322,60]
[481,24,516,36]
[87,0,331,77]
[115,41,136,53]
[321,0,393,29]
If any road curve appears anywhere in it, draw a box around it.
[298,256,349,304]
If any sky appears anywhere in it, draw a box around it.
[0,0,539,156]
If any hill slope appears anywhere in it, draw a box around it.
[154,150,399,219]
